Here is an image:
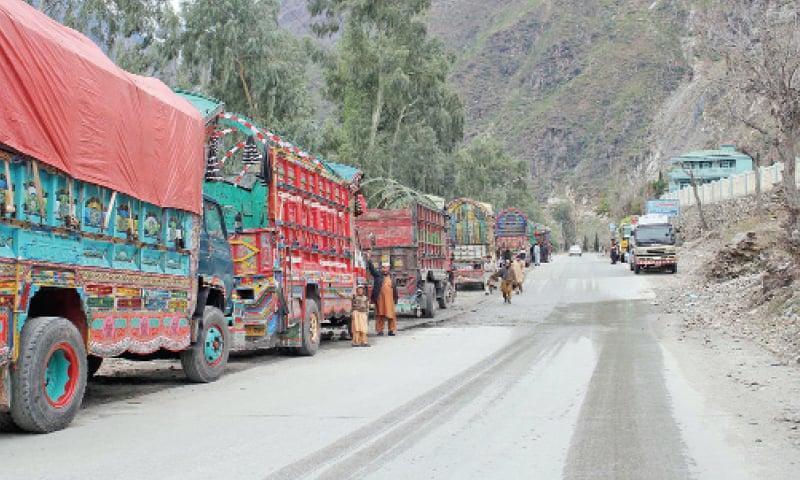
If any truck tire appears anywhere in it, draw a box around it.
[295,299,321,356]
[87,355,103,379]
[423,283,437,318]
[0,412,17,432]
[181,307,229,383]
[438,282,456,309]
[634,264,641,275]
[670,265,678,274]
[10,317,87,433]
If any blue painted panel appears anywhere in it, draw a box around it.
[165,251,188,275]
[18,230,81,264]
[112,243,139,270]
[81,238,113,269]
[0,224,16,259]
[140,248,164,274]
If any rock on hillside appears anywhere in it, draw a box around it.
[428,0,690,199]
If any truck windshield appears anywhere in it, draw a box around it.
[635,225,674,245]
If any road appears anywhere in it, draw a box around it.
[1,255,798,479]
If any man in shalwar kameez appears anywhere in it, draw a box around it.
[366,253,399,336]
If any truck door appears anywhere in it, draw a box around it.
[200,198,235,314]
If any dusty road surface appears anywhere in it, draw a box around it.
[2,255,799,479]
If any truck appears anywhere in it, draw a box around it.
[629,214,677,274]
[0,3,234,433]
[495,208,532,265]
[182,96,363,355]
[446,198,495,290]
[356,200,456,318]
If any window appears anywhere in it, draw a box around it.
[204,201,225,238]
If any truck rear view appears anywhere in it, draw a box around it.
[447,198,495,290]
[356,202,455,318]
[495,208,532,265]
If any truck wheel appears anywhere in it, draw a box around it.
[670,265,678,274]
[423,283,437,318]
[87,355,103,379]
[10,317,87,433]
[634,264,641,275]
[438,282,456,309]
[295,299,321,356]
[181,307,229,383]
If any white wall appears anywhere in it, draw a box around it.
[662,159,798,207]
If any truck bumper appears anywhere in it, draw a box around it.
[637,258,676,268]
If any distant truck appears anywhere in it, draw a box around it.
[619,222,633,262]
[356,201,456,318]
[495,208,531,265]
[183,95,364,355]
[446,198,495,290]
[530,223,552,263]
[630,214,677,274]
[0,4,234,433]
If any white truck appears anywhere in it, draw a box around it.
[629,214,677,274]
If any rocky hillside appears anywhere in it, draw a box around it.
[281,0,694,200]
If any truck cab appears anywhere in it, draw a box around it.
[630,215,677,274]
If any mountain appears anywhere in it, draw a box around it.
[280,0,691,201]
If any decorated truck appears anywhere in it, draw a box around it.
[446,198,495,290]
[179,92,363,355]
[0,2,234,433]
[356,199,455,318]
[495,208,532,265]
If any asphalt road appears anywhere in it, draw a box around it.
[1,255,796,479]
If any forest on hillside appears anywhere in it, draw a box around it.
[25,0,542,224]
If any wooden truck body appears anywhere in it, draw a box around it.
[446,198,495,289]
[193,106,363,354]
[495,208,532,265]
[356,202,455,318]
[0,3,234,433]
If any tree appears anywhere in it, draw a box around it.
[452,135,541,220]
[26,0,179,75]
[582,235,588,252]
[309,0,464,191]
[702,1,800,242]
[594,232,600,252]
[681,163,709,231]
[552,202,577,248]
[181,0,315,141]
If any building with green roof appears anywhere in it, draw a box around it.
[668,144,753,192]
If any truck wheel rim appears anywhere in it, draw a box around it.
[309,312,320,343]
[43,342,79,409]
[204,326,224,367]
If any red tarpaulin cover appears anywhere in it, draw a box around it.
[0,0,204,214]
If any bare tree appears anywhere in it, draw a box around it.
[701,1,800,243]
[681,163,709,231]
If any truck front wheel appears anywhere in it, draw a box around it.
[423,283,437,318]
[438,282,456,309]
[634,264,641,275]
[10,317,87,433]
[295,299,321,356]
[181,307,229,383]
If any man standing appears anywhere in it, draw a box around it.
[511,256,525,293]
[491,261,514,304]
[533,243,541,266]
[366,252,398,336]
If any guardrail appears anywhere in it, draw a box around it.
[662,159,800,207]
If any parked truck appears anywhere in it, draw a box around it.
[356,200,456,318]
[629,214,677,274]
[495,208,532,265]
[181,95,363,355]
[446,198,495,290]
[531,223,552,263]
[0,3,234,433]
